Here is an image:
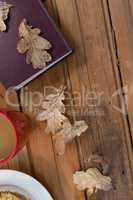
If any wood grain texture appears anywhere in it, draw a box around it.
[107,0,133,135]
[54,0,133,199]
[19,1,85,199]
[1,0,133,199]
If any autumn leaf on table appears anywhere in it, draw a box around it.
[53,120,88,155]
[73,154,112,199]
[17,19,52,69]
[36,86,88,155]
[36,86,66,134]
[0,1,12,32]
[73,168,112,198]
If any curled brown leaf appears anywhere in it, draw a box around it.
[86,154,110,175]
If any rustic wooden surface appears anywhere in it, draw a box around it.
[0,0,133,199]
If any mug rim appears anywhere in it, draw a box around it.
[0,111,18,165]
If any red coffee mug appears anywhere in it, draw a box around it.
[0,109,30,166]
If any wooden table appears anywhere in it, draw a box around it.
[1,0,133,199]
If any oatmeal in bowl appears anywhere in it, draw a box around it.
[0,192,29,200]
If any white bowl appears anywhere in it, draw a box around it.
[0,170,53,200]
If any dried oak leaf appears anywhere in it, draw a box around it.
[17,19,52,69]
[73,168,112,196]
[53,120,88,155]
[36,86,66,134]
[36,86,88,155]
[0,1,12,32]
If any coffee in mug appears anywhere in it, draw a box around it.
[0,109,30,166]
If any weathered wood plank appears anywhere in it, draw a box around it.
[20,79,65,200]
[0,0,132,199]
[55,0,133,199]
[103,0,133,195]
[19,1,85,200]
[107,0,133,136]
[20,68,85,200]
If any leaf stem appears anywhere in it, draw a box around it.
[87,188,96,200]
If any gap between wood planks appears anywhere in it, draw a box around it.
[52,0,132,198]
[18,0,83,200]
[49,0,92,199]
[12,0,133,199]
[51,0,133,199]
[102,0,132,147]
[101,0,133,177]
[62,0,133,198]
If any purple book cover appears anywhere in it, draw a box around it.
[0,0,72,89]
